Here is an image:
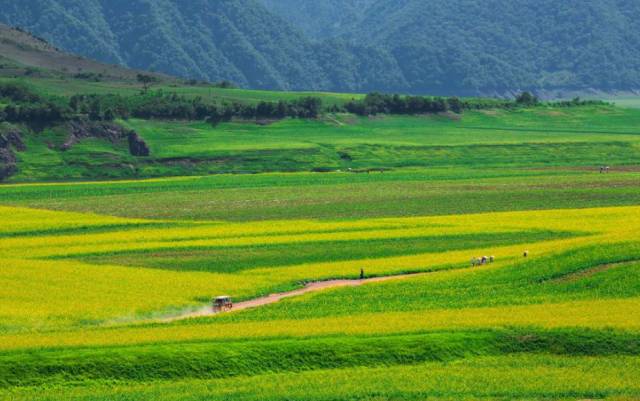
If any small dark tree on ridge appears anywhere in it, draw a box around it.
[137,74,159,94]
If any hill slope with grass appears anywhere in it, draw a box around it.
[0,23,168,82]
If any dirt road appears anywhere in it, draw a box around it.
[162,272,426,322]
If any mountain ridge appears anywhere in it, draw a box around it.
[2,0,640,95]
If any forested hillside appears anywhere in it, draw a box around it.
[345,0,640,93]
[0,0,326,90]
[2,0,640,95]
[259,0,375,39]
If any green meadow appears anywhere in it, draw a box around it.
[0,77,363,106]
[3,169,640,221]
[9,102,640,182]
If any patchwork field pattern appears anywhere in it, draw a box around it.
[4,25,640,399]
[1,168,640,400]
[3,100,640,400]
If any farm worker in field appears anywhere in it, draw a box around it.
[481,256,487,265]
[360,268,365,279]
[524,250,529,258]
[490,256,495,263]
[470,257,476,267]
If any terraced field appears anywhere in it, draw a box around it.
[10,103,640,182]
[1,164,640,400]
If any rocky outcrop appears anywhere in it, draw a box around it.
[128,131,150,157]
[61,121,127,151]
[0,123,27,181]
[0,147,16,181]
[61,120,150,157]
[0,127,26,151]
[0,124,25,181]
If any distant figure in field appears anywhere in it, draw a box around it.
[600,166,604,174]
[360,268,365,279]
[481,256,488,265]
[524,250,529,258]
[490,256,495,263]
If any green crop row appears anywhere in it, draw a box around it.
[1,328,638,388]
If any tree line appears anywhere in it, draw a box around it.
[0,84,322,125]
[0,83,607,127]
[0,83,67,124]
[67,92,323,124]
[336,92,605,116]
[337,93,468,115]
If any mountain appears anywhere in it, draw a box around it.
[0,0,405,93]
[346,0,640,93]
[258,0,376,40]
[0,22,166,81]
[2,0,640,95]
[0,0,328,90]
[263,0,640,95]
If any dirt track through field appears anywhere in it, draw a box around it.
[550,259,637,283]
[163,272,428,322]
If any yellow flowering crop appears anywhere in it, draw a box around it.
[1,204,639,334]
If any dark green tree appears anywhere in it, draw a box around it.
[137,74,159,94]
[516,92,539,106]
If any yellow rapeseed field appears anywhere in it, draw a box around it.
[1,205,639,333]
[2,297,639,351]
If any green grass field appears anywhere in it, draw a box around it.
[3,83,640,399]
[1,76,364,106]
[8,102,640,182]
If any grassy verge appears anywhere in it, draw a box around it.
[3,170,640,221]
[1,328,638,388]
[4,354,639,400]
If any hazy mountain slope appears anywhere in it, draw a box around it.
[346,0,640,92]
[3,0,640,94]
[0,23,166,81]
[0,0,331,90]
[262,0,640,94]
[0,0,124,65]
[258,0,376,39]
